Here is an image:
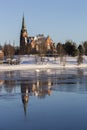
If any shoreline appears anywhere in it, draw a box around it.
[0,63,87,71]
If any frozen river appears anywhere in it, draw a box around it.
[0,68,87,130]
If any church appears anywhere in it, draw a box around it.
[20,15,56,55]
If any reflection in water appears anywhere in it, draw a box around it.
[0,69,87,95]
[77,69,84,77]
[21,82,30,116]
[0,80,4,91]
[0,68,87,116]
[31,79,52,97]
[4,80,16,93]
[0,69,87,130]
[20,78,52,115]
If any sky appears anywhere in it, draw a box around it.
[0,0,87,46]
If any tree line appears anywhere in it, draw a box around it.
[56,40,85,57]
[1,40,87,58]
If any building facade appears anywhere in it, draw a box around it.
[20,15,56,55]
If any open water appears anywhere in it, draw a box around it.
[0,68,87,130]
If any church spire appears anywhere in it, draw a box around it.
[22,14,26,31]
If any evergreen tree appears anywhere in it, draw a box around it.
[83,41,87,55]
[78,44,84,55]
[64,40,78,56]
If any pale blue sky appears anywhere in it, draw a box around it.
[0,0,87,45]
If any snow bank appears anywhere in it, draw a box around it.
[0,55,87,71]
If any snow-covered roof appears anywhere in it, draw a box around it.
[34,34,45,40]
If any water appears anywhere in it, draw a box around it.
[0,68,87,130]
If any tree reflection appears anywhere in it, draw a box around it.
[77,69,84,84]
[4,80,16,93]
[0,69,87,116]
[77,69,84,77]
[0,80,4,91]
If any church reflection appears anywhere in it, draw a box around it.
[32,79,52,97]
[20,78,53,115]
[21,82,30,116]
[0,69,87,116]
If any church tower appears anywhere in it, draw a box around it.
[21,83,29,116]
[20,15,28,54]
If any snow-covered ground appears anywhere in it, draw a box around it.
[0,55,87,71]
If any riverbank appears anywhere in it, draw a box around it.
[0,63,87,71]
[0,55,87,71]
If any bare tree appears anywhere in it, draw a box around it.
[56,43,66,65]
[3,44,15,59]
